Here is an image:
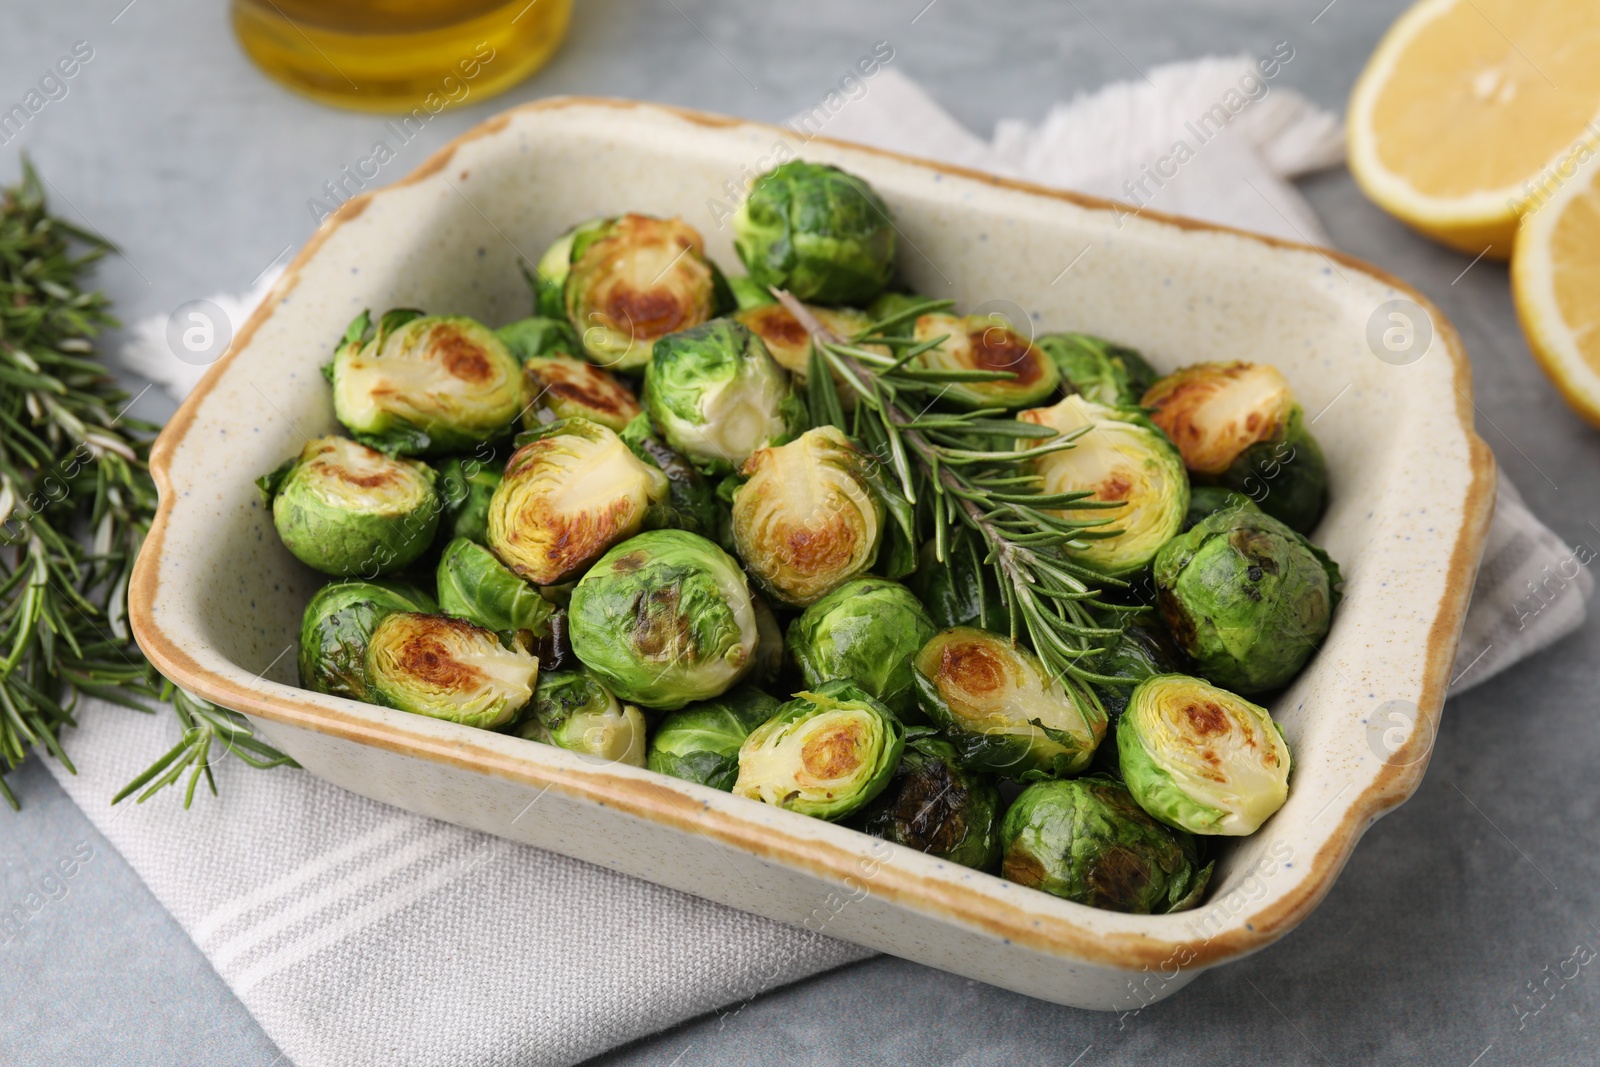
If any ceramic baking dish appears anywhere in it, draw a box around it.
[129,98,1495,1010]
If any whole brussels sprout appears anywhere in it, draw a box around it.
[732,160,897,306]
[913,312,1061,410]
[1016,394,1189,577]
[999,777,1212,913]
[258,435,440,577]
[297,578,438,701]
[643,319,803,473]
[1093,618,1186,721]
[365,612,538,729]
[1182,485,1254,532]
[1119,674,1291,836]
[733,679,905,821]
[906,532,1007,632]
[496,315,581,363]
[786,577,936,718]
[549,214,720,371]
[520,353,643,433]
[1035,332,1158,407]
[433,454,502,545]
[568,529,759,709]
[733,301,874,382]
[1153,502,1340,693]
[485,418,669,585]
[912,627,1107,777]
[854,733,1001,871]
[516,668,646,766]
[436,537,556,635]
[647,685,782,790]
[1142,361,1328,533]
[617,413,728,543]
[330,309,523,455]
[731,425,885,607]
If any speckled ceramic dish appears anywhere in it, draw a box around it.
[129,98,1495,1010]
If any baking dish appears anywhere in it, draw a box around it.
[128,97,1495,1010]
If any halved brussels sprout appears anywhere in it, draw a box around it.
[733,679,905,821]
[1035,332,1159,407]
[647,685,782,790]
[433,455,501,546]
[297,579,438,701]
[618,413,728,542]
[520,354,643,433]
[436,536,556,635]
[485,419,669,585]
[496,315,581,363]
[786,577,936,718]
[912,627,1107,777]
[731,426,885,607]
[1016,394,1189,577]
[259,435,440,577]
[854,733,1001,870]
[533,218,611,318]
[567,529,759,709]
[1153,502,1340,694]
[733,301,874,381]
[1142,361,1329,533]
[999,777,1212,913]
[913,312,1060,410]
[330,310,523,455]
[560,214,719,371]
[365,612,537,729]
[516,668,646,766]
[732,161,897,306]
[643,319,802,474]
[1119,674,1291,836]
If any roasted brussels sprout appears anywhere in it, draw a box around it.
[855,733,1001,870]
[786,577,936,718]
[520,353,643,433]
[567,529,759,709]
[999,777,1212,913]
[365,612,537,729]
[733,301,873,381]
[485,419,669,585]
[516,668,646,766]
[1119,674,1291,836]
[1153,502,1340,693]
[733,679,905,820]
[732,161,897,306]
[547,214,719,371]
[330,309,523,455]
[647,685,782,790]
[913,312,1060,410]
[436,536,556,635]
[912,627,1107,777]
[532,217,610,318]
[496,315,581,363]
[433,455,501,545]
[297,579,438,701]
[1182,485,1254,532]
[618,413,728,542]
[1035,332,1158,407]
[906,532,1007,632]
[643,319,802,473]
[731,426,885,606]
[259,435,440,577]
[1016,394,1189,577]
[725,273,777,311]
[1142,361,1329,533]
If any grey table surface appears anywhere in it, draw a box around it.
[3,1,1599,1065]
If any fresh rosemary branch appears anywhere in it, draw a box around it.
[774,290,1135,704]
[0,158,293,810]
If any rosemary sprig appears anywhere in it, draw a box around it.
[0,158,293,810]
[774,291,1133,705]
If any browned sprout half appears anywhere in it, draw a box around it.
[913,312,1061,410]
[520,354,643,433]
[733,302,877,381]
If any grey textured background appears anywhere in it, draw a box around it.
[3,1,1599,1065]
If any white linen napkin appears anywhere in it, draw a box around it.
[63,62,1588,1067]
